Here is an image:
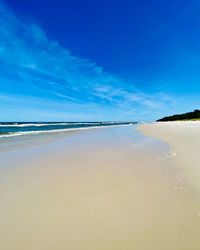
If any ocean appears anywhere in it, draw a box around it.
[0,122,136,138]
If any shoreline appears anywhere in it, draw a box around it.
[0,123,134,153]
[135,121,200,194]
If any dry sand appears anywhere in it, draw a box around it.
[136,121,200,194]
[0,126,200,250]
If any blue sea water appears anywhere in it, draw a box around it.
[0,122,136,138]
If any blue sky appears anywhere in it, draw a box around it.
[0,0,200,121]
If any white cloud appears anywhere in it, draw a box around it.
[0,0,175,121]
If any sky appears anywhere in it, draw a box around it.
[0,0,200,121]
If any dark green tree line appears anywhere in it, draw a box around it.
[157,109,200,121]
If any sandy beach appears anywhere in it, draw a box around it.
[136,121,200,194]
[1,0,200,248]
[1,125,200,249]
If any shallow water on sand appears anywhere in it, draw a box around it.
[0,126,200,250]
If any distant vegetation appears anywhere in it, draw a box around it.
[157,109,200,122]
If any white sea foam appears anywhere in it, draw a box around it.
[0,124,133,138]
[0,123,75,127]
[0,122,118,127]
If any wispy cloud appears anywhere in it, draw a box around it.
[55,93,79,102]
[0,0,174,121]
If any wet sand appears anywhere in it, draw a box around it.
[136,121,200,194]
[0,126,200,249]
